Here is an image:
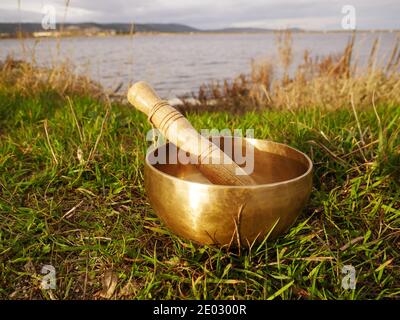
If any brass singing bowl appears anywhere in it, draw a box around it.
[144,137,313,246]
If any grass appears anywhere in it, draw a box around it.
[0,32,399,300]
[0,86,399,299]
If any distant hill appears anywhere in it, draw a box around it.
[0,22,291,37]
[0,23,45,34]
[207,27,304,33]
[0,23,397,37]
[132,23,199,33]
[0,22,200,35]
[206,27,274,33]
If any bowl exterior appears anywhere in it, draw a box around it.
[144,139,312,246]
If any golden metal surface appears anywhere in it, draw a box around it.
[144,137,313,246]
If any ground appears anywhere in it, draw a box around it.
[0,88,399,299]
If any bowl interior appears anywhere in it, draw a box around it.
[149,137,310,185]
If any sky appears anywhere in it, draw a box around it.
[0,0,399,30]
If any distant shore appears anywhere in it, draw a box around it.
[0,21,399,40]
[1,29,399,40]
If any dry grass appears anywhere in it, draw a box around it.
[0,56,104,99]
[181,32,400,113]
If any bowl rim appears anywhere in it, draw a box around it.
[145,137,313,189]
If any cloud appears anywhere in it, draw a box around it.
[0,0,399,30]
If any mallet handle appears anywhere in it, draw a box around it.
[128,81,256,186]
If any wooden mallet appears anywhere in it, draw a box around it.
[128,81,256,186]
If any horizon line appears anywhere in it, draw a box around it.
[1,21,399,32]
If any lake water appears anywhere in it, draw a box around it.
[0,32,398,99]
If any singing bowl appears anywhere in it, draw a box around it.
[144,137,313,246]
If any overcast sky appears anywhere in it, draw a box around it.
[0,0,399,30]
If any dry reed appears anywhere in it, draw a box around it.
[180,32,400,113]
[0,56,104,99]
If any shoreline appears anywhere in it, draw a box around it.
[1,29,399,40]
